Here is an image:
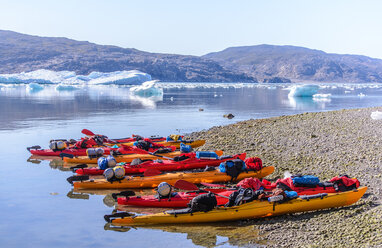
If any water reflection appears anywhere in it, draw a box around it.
[104,222,268,248]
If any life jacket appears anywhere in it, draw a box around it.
[244,157,262,171]
[188,192,217,212]
[329,175,360,192]
[75,138,97,149]
[236,177,263,190]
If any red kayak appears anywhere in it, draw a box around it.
[118,189,233,208]
[75,153,247,175]
[28,141,175,157]
[117,176,360,208]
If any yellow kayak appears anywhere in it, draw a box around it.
[64,151,181,164]
[72,166,275,189]
[120,140,206,149]
[106,186,367,226]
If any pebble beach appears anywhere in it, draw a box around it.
[191,107,382,247]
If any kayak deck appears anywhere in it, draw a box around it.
[108,186,367,226]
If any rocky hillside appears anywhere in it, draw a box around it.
[2,30,382,83]
[0,30,253,82]
[204,45,382,83]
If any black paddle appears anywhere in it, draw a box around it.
[70,164,88,172]
[26,145,41,151]
[111,190,136,200]
[60,153,74,159]
[67,175,90,185]
[104,212,134,223]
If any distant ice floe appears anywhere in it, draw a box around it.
[0,69,151,85]
[288,84,319,97]
[130,80,163,97]
[371,111,382,120]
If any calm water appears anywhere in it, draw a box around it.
[1,83,382,248]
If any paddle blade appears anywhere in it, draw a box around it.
[200,182,226,188]
[143,168,162,177]
[174,179,199,191]
[81,129,95,136]
[214,150,224,157]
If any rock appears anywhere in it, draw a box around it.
[223,113,235,119]
[199,108,204,111]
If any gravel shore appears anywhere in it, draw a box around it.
[190,107,382,247]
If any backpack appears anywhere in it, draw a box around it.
[188,193,217,212]
[219,159,246,181]
[225,188,262,207]
[329,175,360,192]
[135,140,151,151]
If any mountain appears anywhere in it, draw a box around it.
[0,30,253,82]
[1,30,382,83]
[203,45,382,83]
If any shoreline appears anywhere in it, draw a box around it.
[190,107,382,247]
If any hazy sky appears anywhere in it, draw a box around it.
[0,0,381,58]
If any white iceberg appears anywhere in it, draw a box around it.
[0,69,151,86]
[130,80,163,97]
[371,111,382,120]
[288,85,319,97]
[87,70,151,85]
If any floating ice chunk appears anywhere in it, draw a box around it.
[130,80,163,97]
[288,85,319,97]
[371,111,382,120]
[313,93,331,99]
[358,93,366,97]
[344,91,351,94]
[55,84,80,91]
[26,83,44,92]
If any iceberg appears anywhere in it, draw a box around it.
[55,84,81,91]
[130,80,163,97]
[371,111,382,120]
[0,69,151,86]
[288,85,319,97]
[26,83,44,92]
